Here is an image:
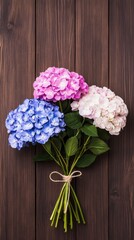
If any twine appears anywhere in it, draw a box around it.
[49,171,82,213]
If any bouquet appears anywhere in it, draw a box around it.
[5,67,128,232]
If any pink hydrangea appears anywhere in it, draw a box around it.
[71,85,128,135]
[33,67,89,102]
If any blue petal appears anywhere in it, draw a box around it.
[23,122,33,130]
[5,98,66,149]
[40,118,48,125]
[8,134,18,149]
[51,117,59,126]
[35,133,49,144]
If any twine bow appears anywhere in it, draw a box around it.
[49,171,82,213]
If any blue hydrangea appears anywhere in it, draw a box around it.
[5,99,66,150]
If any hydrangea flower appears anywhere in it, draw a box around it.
[71,85,128,135]
[5,99,66,149]
[33,67,89,102]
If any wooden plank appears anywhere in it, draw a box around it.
[0,0,35,239]
[109,0,134,239]
[36,0,75,239]
[76,1,108,239]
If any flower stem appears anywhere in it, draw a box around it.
[49,146,86,231]
[55,192,65,228]
[42,144,60,166]
[70,202,79,222]
[46,141,66,174]
[64,212,67,232]
[69,204,73,229]
[50,183,66,223]
[69,136,90,174]
[51,140,66,166]
[70,185,86,224]
[59,101,63,112]
[73,198,80,223]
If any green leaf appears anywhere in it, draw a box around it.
[64,112,82,129]
[51,137,62,152]
[81,124,98,137]
[59,131,66,139]
[43,141,51,154]
[85,118,93,124]
[60,100,71,113]
[33,152,52,162]
[89,138,110,155]
[97,128,110,141]
[66,127,77,137]
[76,153,97,168]
[65,136,78,157]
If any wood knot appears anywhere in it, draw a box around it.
[110,188,120,199]
[7,22,14,30]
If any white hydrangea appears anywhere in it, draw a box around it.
[71,85,128,135]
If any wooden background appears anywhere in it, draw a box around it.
[0,0,134,239]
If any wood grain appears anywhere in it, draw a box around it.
[36,0,76,239]
[76,1,108,239]
[1,0,134,239]
[0,0,35,239]
[109,0,134,239]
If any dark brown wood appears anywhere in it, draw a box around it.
[0,0,35,239]
[76,1,108,239]
[36,0,76,239]
[109,0,134,239]
[1,0,134,239]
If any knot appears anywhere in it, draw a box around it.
[49,170,82,183]
[49,170,82,213]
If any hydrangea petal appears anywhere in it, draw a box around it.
[5,99,66,149]
[71,85,128,135]
[33,67,89,102]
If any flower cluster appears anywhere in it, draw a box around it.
[5,67,128,232]
[33,67,89,102]
[71,85,128,135]
[5,99,65,149]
